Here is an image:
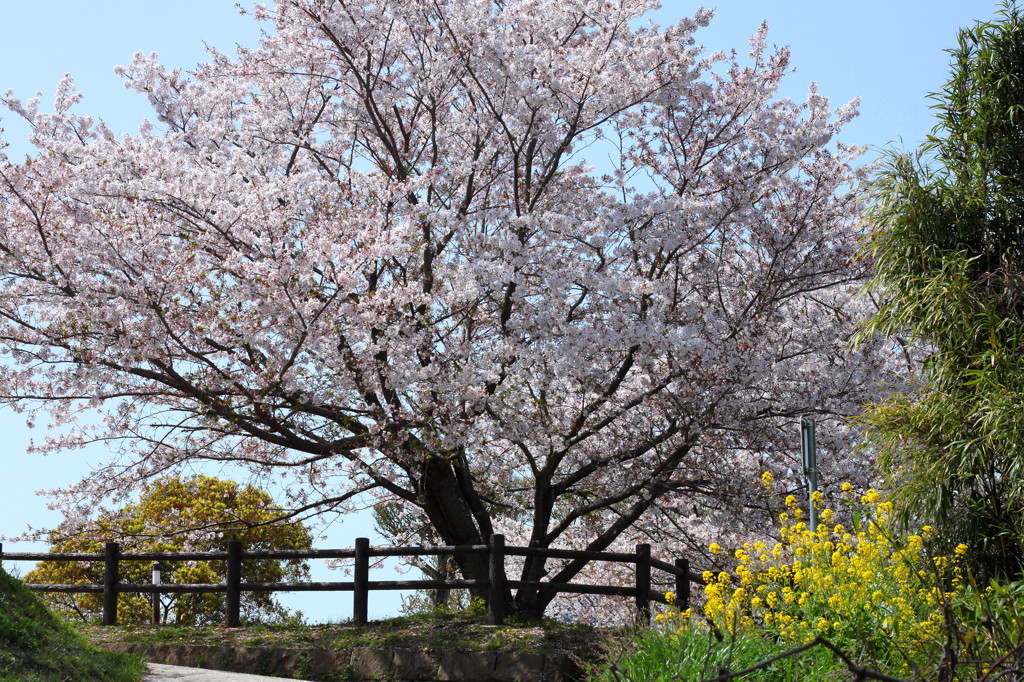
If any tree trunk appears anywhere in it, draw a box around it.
[417,456,492,600]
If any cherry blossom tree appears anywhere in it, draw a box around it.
[0,0,882,617]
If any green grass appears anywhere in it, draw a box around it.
[590,625,858,682]
[0,569,145,682]
[81,609,602,657]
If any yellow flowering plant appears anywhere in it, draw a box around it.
[599,479,1024,681]
[697,483,966,674]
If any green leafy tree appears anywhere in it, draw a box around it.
[858,1,1024,579]
[25,475,312,625]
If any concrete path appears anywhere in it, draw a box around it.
[143,663,300,680]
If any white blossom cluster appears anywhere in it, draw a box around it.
[0,0,891,618]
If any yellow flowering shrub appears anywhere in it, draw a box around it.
[699,484,966,672]
[615,481,1023,681]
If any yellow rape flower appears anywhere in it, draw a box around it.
[696,483,968,674]
[860,489,880,504]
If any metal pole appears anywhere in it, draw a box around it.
[151,561,162,626]
[801,417,819,532]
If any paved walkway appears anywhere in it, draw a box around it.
[143,663,300,681]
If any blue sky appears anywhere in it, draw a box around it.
[0,0,1002,622]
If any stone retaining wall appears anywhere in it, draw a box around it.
[103,642,581,681]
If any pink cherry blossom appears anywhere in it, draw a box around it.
[0,0,889,618]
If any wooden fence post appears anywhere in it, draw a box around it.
[226,540,242,627]
[354,537,369,626]
[488,534,505,625]
[102,542,120,626]
[635,543,651,625]
[675,557,690,610]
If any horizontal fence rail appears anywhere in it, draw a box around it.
[0,537,703,627]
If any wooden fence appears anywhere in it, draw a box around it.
[0,536,702,627]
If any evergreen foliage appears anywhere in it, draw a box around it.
[859,0,1024,579]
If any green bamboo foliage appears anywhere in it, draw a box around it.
[858,1,1024,580]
